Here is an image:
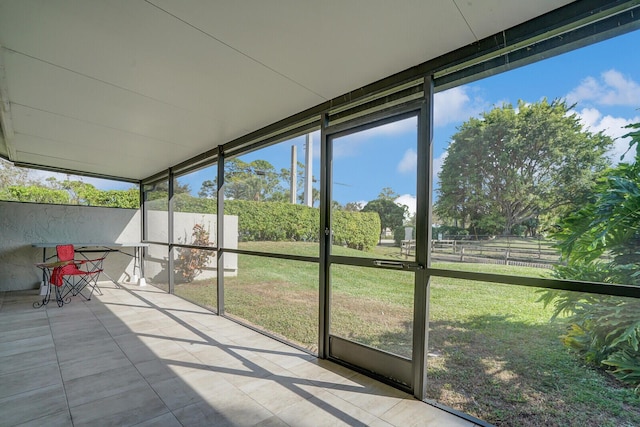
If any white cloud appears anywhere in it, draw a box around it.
[566,76,600,106]
[332,116,418,159]
[434,86,487,127]
[397,148,417,174]
[392,151,446,216]
[372,118,418,136]
[395,194,416,217]
[331,86,489,158]
[349,200,367,210]
[567,69,640,107]
[575,107,640,162]
[326,86,489,159]
[432,151,447,185]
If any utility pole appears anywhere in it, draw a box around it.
[290,145,297,204]
[304,133,313,207]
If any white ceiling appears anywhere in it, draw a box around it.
[0,0,574,181]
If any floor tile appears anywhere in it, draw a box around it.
[239,375,314,415]
[171,400,237,427]
[275,390,379,427]
[69,384,169,427]
[14,410,72,427]
[148,372,223,411]
[130,412,183,427]
[0,347,57,376]
[199,386,275,426]
[0,312,47,332]
[287,358,359,388]
[380,398,476,427]
[0,362,63,399]
[0,324,50,343]
[55,333,122,364]
[0,334,53,358]
[65,365,147,407]
[59,348,132,382]
[327,372,409,417]
[0,285,478,427]
[0,383,68,426]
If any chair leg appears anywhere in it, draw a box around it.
[72,272,102,301]
[54,284,71,307]
[86,272,103,300]
[33,269,52,309]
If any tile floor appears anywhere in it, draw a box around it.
[0,283,480,427]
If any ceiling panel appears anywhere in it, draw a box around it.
[11,105,187,167]
[457,0,574,39]
[4,52,225,148]
[0,0,322,111]
[0,0,577,181]
[148,0,473,98]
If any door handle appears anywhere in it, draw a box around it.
[373,260,424,270]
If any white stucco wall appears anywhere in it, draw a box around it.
[0,202,238,291]
[0,201,141,291]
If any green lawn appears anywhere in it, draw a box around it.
[173,241,640,427]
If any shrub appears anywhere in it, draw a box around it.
[3,185,70,204]
[224,200,319,242]
[174,193,217,213]
[539,263,640,392]
[332,210,380,251]
[147,194,381,252]
[175,223,214,283]
[225,200,380,251]
[540,123,640,392]
[437,225,469,240]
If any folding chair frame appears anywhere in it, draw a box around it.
[33,245,105,308]
[34,260,73,308]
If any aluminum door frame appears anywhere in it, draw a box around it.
[319,89,432,396]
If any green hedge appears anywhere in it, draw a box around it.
[167,195,380,251]
[173,193,216,213]
[224,200,317,242]
[2,185,70,204]
[332,210,380,251]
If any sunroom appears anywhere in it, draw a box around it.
[1,1,640,425]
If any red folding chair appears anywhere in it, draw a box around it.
[51,244,105,302]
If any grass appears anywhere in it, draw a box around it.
[172,241,640,427]
[426,268,640,426]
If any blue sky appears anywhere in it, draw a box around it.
[331,28,640,215]
[231,28,640,215]
[33,28,640,213]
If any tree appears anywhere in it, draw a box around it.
[539,122,640,392]
[344,201,363,212]
[3,185,70,204]
[198,180,216,198]
[198,159,320,205]
[223,158,284,201]
[0,158,31,188]
[436,99,613,236]
[362,197,407,240]
[299,187,320,206]
[1,160,139,207]
[281,161,320,206]
[378,187,399,201]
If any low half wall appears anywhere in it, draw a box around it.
[0,201,140,291]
